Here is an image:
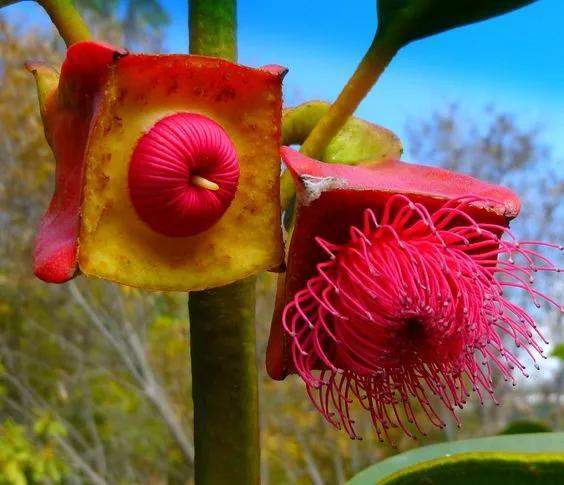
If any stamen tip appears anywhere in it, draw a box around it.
[190,175,220,191]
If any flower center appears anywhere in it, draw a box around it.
[128,112,239,237]
[403,316,426,340]
[283,193,559,441]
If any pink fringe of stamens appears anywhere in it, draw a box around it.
[283,195,562,441]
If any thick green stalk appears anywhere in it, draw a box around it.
[188,2,260,484]
[300,31,400,159]
[189,278,259,484]
[0,0,91,46]
[189,0,236,60]
[41,0,90,45]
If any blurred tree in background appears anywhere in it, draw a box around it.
[75,0,169,51]
[0,5,562,484]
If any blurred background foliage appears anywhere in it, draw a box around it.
[0,2,562,483]
[75,0,168,51]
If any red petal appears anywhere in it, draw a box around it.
[33,42,125,283]
[281,146,520,219]
[267,147,521,379]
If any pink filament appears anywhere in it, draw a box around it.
[128,112,239,237]
[283,194,562,441]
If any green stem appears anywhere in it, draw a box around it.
[189,0,236,60]
[188,2,260,484]
[299,31,400,159]
[189,278,259,485]
[0,0,91,46]
[41,0,90,46]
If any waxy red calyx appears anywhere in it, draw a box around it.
[29,41,285,291]
[268,146,520,379]
[29,41,125,283]
[267,147,562,441]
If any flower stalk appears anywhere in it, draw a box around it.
[299,31,400,159]
[189,0,236,60]
[0,0,91,46]
[280,30,401,221]
[189,277,260,484]
[188,1,260,483]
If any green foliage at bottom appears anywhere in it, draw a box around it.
[0,419,68,484]
[348,433,564,484]
[380,452,564,484]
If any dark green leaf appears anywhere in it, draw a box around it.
[377,0,538,46]
[348,432,564,484]
[379,452,564,484]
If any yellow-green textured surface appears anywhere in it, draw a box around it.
[79,54,283,291]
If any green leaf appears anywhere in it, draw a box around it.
[347,432,564,484]
[381,452,564,484]
[377,0,538,46]
[551,343,564,361]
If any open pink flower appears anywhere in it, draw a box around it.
[267,147,562,441]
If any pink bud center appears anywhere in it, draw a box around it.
[128,113,239,237]
[283,194,562,441]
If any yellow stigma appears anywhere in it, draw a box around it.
[190,175,220,191]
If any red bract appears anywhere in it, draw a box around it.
[31,41,125,283]
[267,147,562,442]
[28,40,285,289]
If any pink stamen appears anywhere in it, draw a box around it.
[283,195,561,440]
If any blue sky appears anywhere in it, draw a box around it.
[4,0,564,158]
